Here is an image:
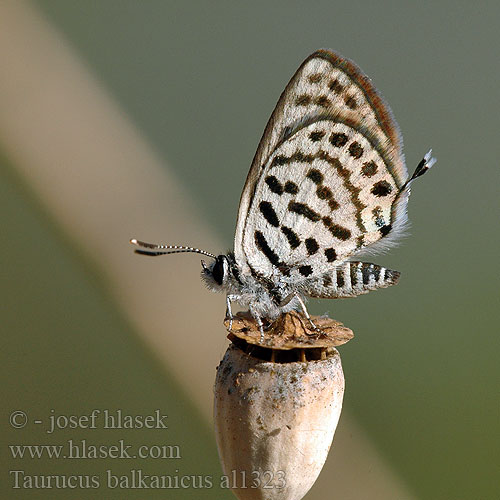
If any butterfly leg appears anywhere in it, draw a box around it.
[256,316,265,343]
[225,295,234,331]
[279,292,296,307]
[295,294,321,334]
[247,304,266,342]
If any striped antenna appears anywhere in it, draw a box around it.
[130,239,216,259]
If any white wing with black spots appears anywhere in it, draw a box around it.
[235,49,409,280]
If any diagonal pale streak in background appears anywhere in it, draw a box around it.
[0,2,416,499]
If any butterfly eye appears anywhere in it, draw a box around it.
[211,256,226,286]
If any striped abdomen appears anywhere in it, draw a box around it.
[305,261,400,299]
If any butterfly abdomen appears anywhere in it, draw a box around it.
[306,261,400,299]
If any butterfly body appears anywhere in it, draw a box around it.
[201,252,303,321]
[201,253,400,323]
[131,49,435,330]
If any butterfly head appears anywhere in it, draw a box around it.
[201,254,231,291]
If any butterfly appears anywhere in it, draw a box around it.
[131,49,435,332]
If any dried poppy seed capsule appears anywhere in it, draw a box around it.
[214,311,353,500]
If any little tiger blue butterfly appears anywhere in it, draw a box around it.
[131,49,436,332]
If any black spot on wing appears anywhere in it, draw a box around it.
[315,186,339,210]
[316,185,332,200]
[330,132,348,147]
[329,199,340,211]
[288,201,321,222]
[281,226,301,249]
[265,176,283,195]
[314,95,330,107]
[254,231,280,266]
[278,265,291,277]
[380,224,392,236]
[371,180,393,197]
[348,141,364,159]
[293,151,315,163]
[299,265,313,277]
[329,79,344,93]
[308,73,323,83]
[284,181,299,194]
[322,216,351,240]
[345,95,357,109]
[264,174,297,195]
[271,151,316,168]
[309,130,325,142]
[259,201,279,227]
[271,155,288,167]
[325,248,337,262]
[306,169,323,184]
[305,238,319,255]
[362,161,378,177]
[296,94,311,106]
[372,206,385,228]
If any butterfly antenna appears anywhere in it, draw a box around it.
[130,239,216,259]
[402,149,437,191]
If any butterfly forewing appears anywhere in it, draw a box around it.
[236,50,407,281]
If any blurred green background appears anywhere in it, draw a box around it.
[2,1,499,499]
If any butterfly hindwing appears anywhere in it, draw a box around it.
[242,118,401,279]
